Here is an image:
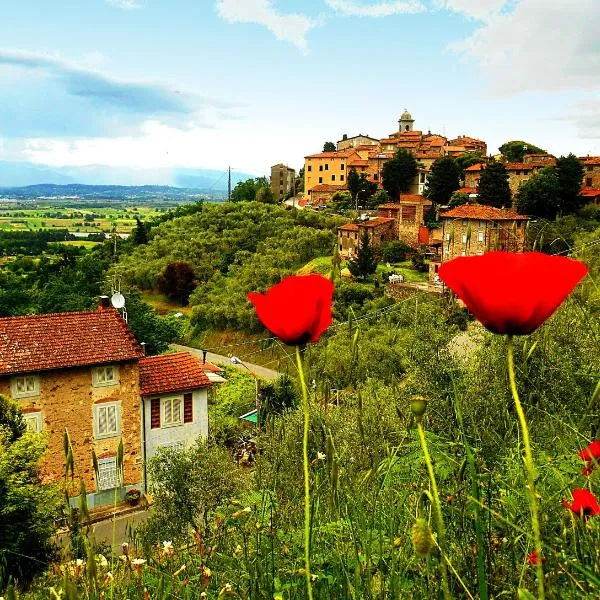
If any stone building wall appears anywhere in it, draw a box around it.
[0,361,142,499]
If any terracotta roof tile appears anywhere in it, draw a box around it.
[458,187,478,194]
[359,217,396,228]
[348,159,369,166]
[378,203,401,210]
[440,204,529,221]
[581,156,600,165]
[581,188,600,197]
[305,150,357,159]
[399,194,431,204]
[338,223,359,231]
[139,352,211,396]
[505,162,551,170]
[309,184,346,192]
[464,163,486,171]
[0,308,144,376]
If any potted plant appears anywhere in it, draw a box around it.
[125,488,141,506]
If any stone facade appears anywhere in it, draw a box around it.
[439,204,528,263]
[337,134,380,151]
[270,164,295,200]
[0,361,142,506]
[582,157,600,189]
[337,217,395,258]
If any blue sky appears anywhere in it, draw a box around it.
[0,0,598,183]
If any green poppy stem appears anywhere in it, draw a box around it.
[296,345,314,600]
[507,335,545,600]
[416,421,451,600]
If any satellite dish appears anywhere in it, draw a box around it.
[110,293,125,309]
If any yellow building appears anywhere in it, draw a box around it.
[304,149,358,195]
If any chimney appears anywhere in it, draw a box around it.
[202,350,207,364]
[140,342,146,356]
[342,134,347,140]
[98,295,110,309]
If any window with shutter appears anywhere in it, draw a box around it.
[162,397,183,427]
[151,398,161,428]
[94,402,121,439]
[184,393,193,423]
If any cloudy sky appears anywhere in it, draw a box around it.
[0,0,598,181]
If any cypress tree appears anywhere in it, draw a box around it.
[477,162,512,208]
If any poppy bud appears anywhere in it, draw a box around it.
[411,518,433,558]
[410,396,428,420]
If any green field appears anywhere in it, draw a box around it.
[0,205,163,235]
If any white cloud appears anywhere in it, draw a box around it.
[106,0,141,9]
[215,0,315,51]
[452,0,600,94]
[325,0,425,17]
[434,0,509,21]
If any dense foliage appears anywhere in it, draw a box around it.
[0,396,61,589]
[477,161,512,208]
[499,140,546,162]
[382,149,418,199]
[424,156,461,206]
[116,203,342,334]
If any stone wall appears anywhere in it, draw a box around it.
[0,361,142,498]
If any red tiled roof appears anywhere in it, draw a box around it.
[200,360,223,373]
[380,138,399,144]
[338,223,359,231]
[305,150,357,159]
[464,163,486,171]
[581,156,600,165]
[0,308,144,376]
[309,184,346,192]
[458,187,478,194]
[505,162,552,171]
[139,352,211,396]
[378,203,401,210]
[399,194,431,205]
[440,204,529,221]
[348,159,368,166]
[359,217,395,228]
[581,188,600,197]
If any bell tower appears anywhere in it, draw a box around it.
[398,109,414,133]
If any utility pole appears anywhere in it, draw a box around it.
[228,166,231,201]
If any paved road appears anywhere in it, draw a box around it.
[171,344,280,381]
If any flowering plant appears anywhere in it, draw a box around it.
[125,488,141,502]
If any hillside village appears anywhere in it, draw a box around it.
[268,110,600,284]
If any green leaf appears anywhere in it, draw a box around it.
[518,588,536,600]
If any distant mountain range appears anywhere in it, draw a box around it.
[0,161,257,191]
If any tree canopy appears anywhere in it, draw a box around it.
[516,167,560,219]
[348,231,378,280]
[230,177,275,203]
[323,141,336,152]
[499,140,546,162]
[477,162,512,208]
[425,157,461,206]
[382,149,418,200]
[556,153,584,216]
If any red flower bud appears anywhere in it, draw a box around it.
[247,275,334,345]
[438,252,588,335]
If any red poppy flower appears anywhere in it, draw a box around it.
[247,275,334,345]
[438,252,588,335]
[579,440,600,462]
[527,551,545,566]
[562,488,600,519]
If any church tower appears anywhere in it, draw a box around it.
[398,109,414,133]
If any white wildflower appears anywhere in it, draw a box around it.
[96,554,108,568]
[162,540,174,556]
[317,452,326,461]
[132,558,146,566]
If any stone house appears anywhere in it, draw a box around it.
[429,203,528,281]
[337,134,380,151]
[377,194,432,248]
[270,164,295,200]
[581,156,600,189]
[337,217,395,258]
[307,183,347,207]
[0,301,212,508]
